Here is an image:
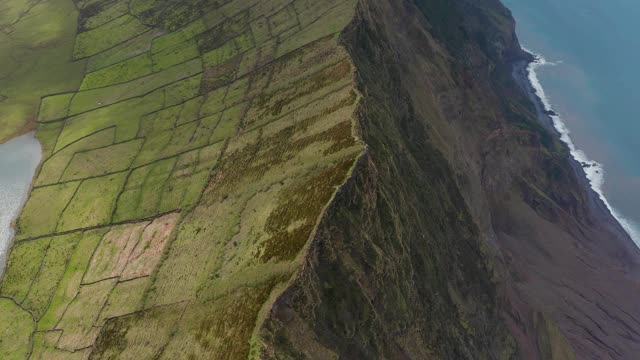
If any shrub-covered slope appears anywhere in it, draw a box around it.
[258,0,640,359]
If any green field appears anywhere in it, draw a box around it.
[0,0,85,142]
[0,0,363,357]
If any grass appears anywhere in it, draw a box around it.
[0,0,362,356]
[158,159,214,212]
[145,64,359,311]
[245,59,352,130]
[114,158,176,221]
[86,29,163,73]
[203,40,239,68]
[38,228,108,331]
[268,5,299,37]
[225,77,249,106]
[60,139,144,182]
[30,330,91,359]
[97,277,150,325]
[37,93,74,123]
[57,173,128,232]
[36,127,116,186]
[138,105,183,137]
[55,90,164,152]
[0,0,85,142]
[83,223,147,284]
[68,58,202,116]
[163,73,203,107]
[132,104,226,170]
[237,44,265,78]
[1,238,50,301]
[129,0,208,31]
[249,18,271,47]
[195,142,224,172]
[80,0,130,31]
[159,122,200,157]
[56,278,118,351]
[122,213,180,280]
[178,96,204,125]
[22,233,80,319]
[129,0,157,15]
[35,122,65,157]
[158,283,277,359]
[263,34,344,92]
[191,113,220,145]
[278,0,356,57]
[16,182,80,239]
[152,38,200,71]
[0,298,33,359]
[199,86,228,117]
[74,15,149,59]
[151,18,207,53]
[131,129,175,167]
[159,143,223,210]
[91,303,187,359]
[200,75,248,117]
[80,53,153,90]
[210,103,242,143]
[259,158,355,263]
[234,31,255,53]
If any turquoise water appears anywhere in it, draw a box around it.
[503,0,640,244]
[0,133,41,273]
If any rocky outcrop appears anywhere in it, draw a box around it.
[258,0,640,359]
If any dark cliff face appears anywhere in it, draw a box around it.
[260,0,640,358]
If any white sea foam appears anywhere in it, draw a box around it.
[523,49,640,246]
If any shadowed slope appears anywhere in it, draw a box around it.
[258,0,640,359]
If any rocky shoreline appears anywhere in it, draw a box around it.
[511,53,638,256]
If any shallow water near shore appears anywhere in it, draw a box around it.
[0,133,41,273]
[503,0,640,246]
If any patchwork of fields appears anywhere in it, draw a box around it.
[0,0,363,358]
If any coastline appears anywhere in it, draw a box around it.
[511,49,640,248]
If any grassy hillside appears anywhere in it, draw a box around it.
[0,0,364,358]
[0,0,86,142]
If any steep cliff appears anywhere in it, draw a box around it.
[259,0,640,358]
[1,0,639,359]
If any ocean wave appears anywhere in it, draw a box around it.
[523,49,640,246]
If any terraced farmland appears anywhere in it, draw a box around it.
[0,0,86,142]
[0,0,363,358]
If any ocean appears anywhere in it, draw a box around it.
[503,0,640,245]
[0,133,41,273]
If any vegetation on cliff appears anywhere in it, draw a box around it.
[2,0,640,358]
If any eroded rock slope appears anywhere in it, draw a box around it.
[258,0,640,359]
